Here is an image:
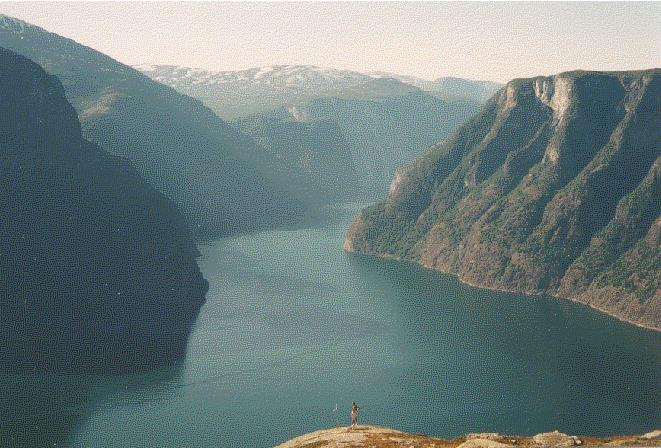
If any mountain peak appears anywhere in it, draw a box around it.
[0,15,37,34]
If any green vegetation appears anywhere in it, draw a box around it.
[346,69,661,329]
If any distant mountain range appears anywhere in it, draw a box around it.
[0,15,308,238]
[369,71,503,102]
[345,69,661,330]
[137,64,502,119]
[136,64,373,119]
[0,46,208,372]
[236,78,481,199]
[138,64,487,200]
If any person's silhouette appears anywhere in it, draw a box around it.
[350,402,360,429]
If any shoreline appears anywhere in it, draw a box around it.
[345,248,661,333]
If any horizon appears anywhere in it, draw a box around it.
[132,62,504,84]
[0,2,659,83]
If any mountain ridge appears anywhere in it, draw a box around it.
[344,68,661,330]
[0,14,308,238]
[235,84,481,200]
[137,63,500,119]
[0,46,208,372]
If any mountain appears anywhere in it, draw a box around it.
[429,77,504,102]
[237,78,481,199]
[137,64,499,120]
[137,64,373,119]
[345,69,661,330]
[0,15,306,238]
[137,65,485,200]
[370,71,503,102]
[235,111,360,205]
[0,47,208,372]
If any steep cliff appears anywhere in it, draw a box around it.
[0,47,208,372]
[345,69,661,330]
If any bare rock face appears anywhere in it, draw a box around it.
[532,430,578,447]
[275,426,410,448]
[641,430,661,440]
[345,69,661,330]
[467,433,503,440]
[277,426,661,448]
[458,439,512,448]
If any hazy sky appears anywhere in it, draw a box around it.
[0,2,659,82]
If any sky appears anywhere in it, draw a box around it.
[0,2,659,83]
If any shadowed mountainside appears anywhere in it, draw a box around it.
[235,113,361,205]
[0,15,307,238]
[0,47,208,372]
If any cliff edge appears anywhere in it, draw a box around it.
[276,426,661,448]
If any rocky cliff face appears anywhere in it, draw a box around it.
[0,47,208,372]
[345,69,661,330]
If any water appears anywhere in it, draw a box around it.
[1,203,659,447]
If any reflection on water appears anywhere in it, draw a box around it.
[1,203,659,448]
[0,365,184,447]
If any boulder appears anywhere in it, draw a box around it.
[641,430,661,440]
[532,430,576,447]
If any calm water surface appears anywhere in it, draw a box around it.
[2,203,660,447]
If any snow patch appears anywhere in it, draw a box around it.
[0,15,29,34]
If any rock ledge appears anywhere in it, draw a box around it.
[276,426,661,448]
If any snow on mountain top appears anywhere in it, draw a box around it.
[0,15,34,34]
[136,64,372,89]
[254,66,274,79]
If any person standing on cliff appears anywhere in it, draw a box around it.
[350,402,360,429]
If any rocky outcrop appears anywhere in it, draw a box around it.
[345,69,661,330]
[276,426,661,447]
[533,431,581,447]
[0,47,208,372]
[458,439,513,448]
[275,426,410,448]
